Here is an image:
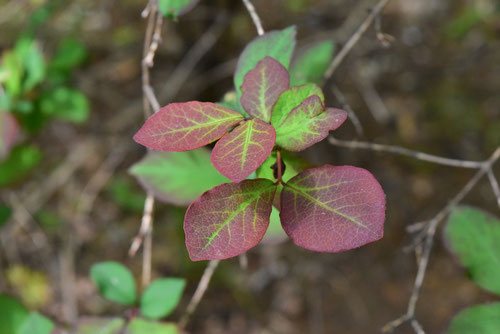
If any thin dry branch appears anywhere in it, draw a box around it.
[383,147,500,333]
[331,85,364,137]
[487,169,500,208]
[324,0,391,80]
[242,0,264,36]
[329,137,485,169]
[179,260,220,329]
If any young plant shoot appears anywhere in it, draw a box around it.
[133,26,386,261]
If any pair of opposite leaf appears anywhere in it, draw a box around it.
[134,57,385,261]
[133,56,346,183]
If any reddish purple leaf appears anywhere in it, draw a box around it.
[240,57,289,122]
[0,113,20,160]
[211,119,276,182]
[184,179,277,261]
[133,102,244,152]
[276,96,347,151]
[280,165,385,252]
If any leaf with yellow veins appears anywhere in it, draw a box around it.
[281,165,385,252]
[276,95,347,151]
[184,179,277,261]
[211,119,276,182]
[133,102,244,152]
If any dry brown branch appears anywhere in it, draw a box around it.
[331,85,364,137]
[487,169,500,208]
[324,0,391,80]
[242,0,264,36]
[382,148,500,333]
[329,137,485,169]
[179,260,220,329]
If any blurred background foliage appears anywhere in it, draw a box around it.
[0,0,499,333]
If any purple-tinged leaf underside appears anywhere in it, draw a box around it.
[280,165,385,253]
[271,83,324,129]
[276,96,347,151]
[0,113,20,160]
[211,119,276,182]
[133,102,244,152]
[240,57,289,122]
[184,179,277,261]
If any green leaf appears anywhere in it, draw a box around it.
[445,207,500,295]
[256,151,303,182]
[0,204,12,228]
[76,317,124,334]
[290,41,335,85]
[39,87,89,123]
[107,176,146,212]
[218,91,246,116]
[234,26,296,102]
[448,302,500,334]
[128,319,179,334]
[130,149,229,206]
[50,38,87,72]
[16,39,46,92]
[0,145,42,187]
[0,51,23,96]
[158,0,199,18]
[140,278,186,320]
[275,96,347,151]
[270,83,324,129]
[90,262,136,305]
[19,312,54,334]
[0,294,29,334]
[261,206,287,244]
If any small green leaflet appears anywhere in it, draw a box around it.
[234,26,296,102]
[290,41,335,85]
[444,206,500,295]
[0,294,29,334]
[447,302,500,334]
[130,149,229,206]
[39,87,89,123]
[0,145,42,187]
[158,0,199,18]
[271,83,324,129]
[256,151,304,182]
[19,312,54,334]
[140,278,186,320]
[128,319,179,334]
[90,262,136,306]
[184,179,277,261]
[275,96,347,151]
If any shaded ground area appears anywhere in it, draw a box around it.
[1,0,499,333]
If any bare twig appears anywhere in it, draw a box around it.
[242,0,264,36]
[329,137,485,169]
[331,85,364,137]
[324,0,391,80]
[383,148,500,333]
[129,193,155,257]
[487,169,500,208]
[179,260,220,329]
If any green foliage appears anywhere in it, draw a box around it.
[130,149,228,205]
[0,145,42,187]
[445,207,500,295]
[158,0,198,18]
[128,319,179,334]
[19,312,54,334]
[39,87,89,123]
[0,204,12,228]
[107,176,146,212]
[0,294,29,334]
[448,302,500,334]
[49,38,87,78]
[290,41,335,85]
[271,83,324,128]
[90,262,137,306]
[140,278,186,320]
[234,26,296,101]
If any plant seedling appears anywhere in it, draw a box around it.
[133,26,386,261]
